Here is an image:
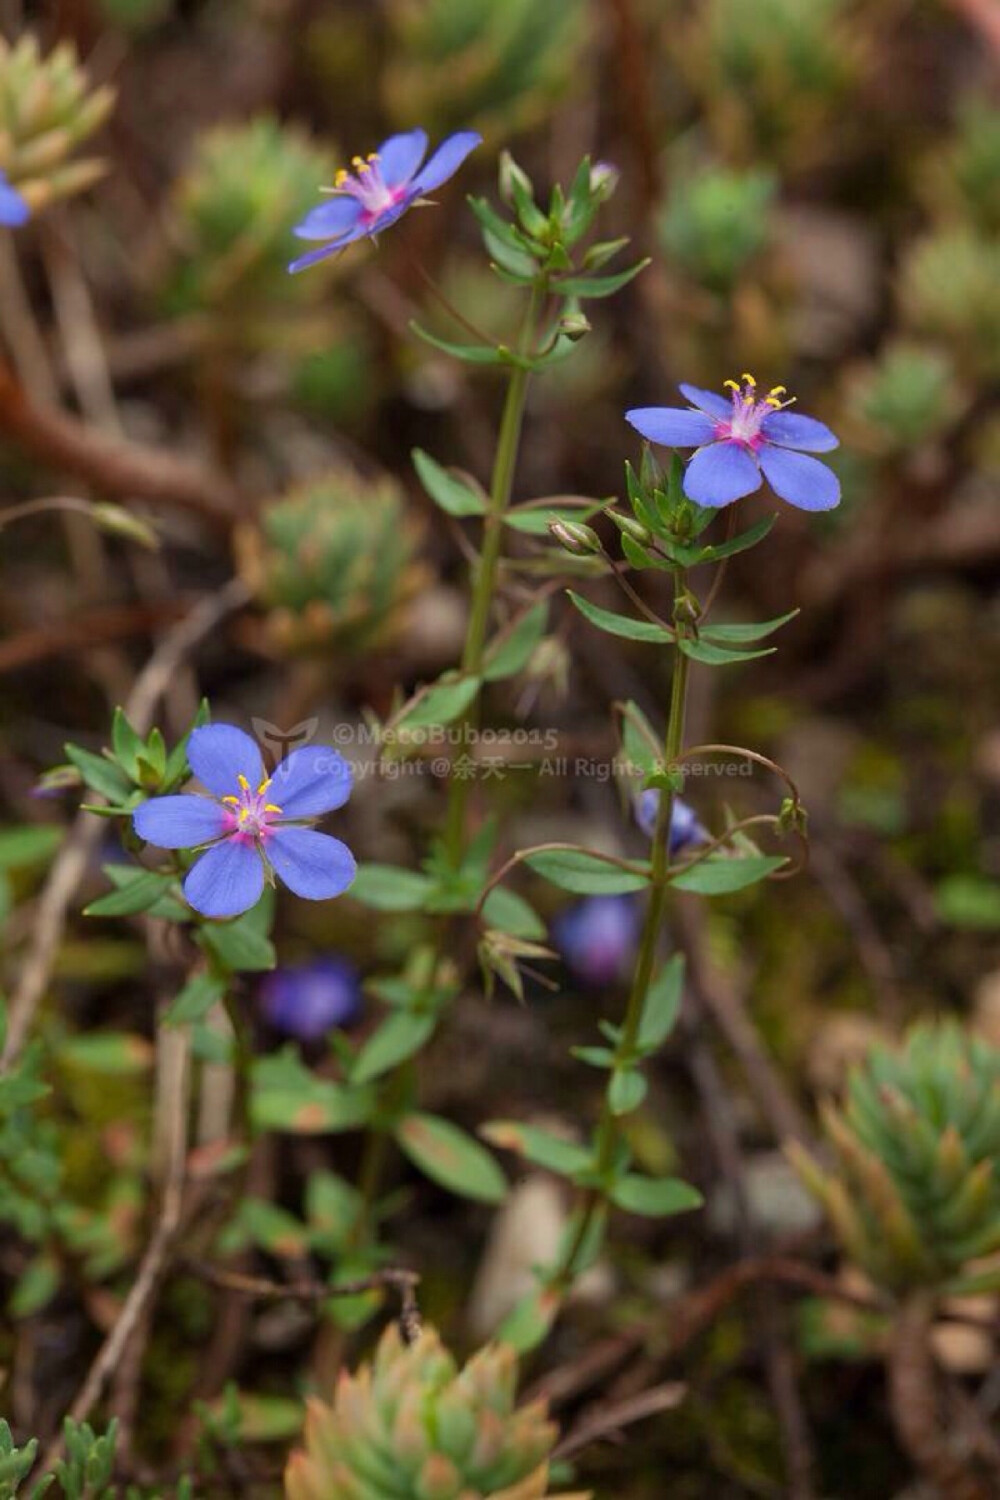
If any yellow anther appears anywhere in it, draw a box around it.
[368,152,380,163]
[352,155,370,173]
[238,807,250,820]
[264,803,283,815]
[768,385,787,398]
[257,778,272,795]
[237,774,250,791]
[764,396,783,408]
[222,795,240,806]
[334,168,349,187]
[723,379,741,393]
[741,372,756,387]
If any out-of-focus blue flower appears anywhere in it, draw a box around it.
[554,894,641,987]
[133,724,356,919]
[627,374,840,511]
[289,128,481,273]
[260,957,362,1040]
[636,791,710,853]
[0,170,29,228]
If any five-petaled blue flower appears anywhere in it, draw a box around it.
[260,957,362,1041]
[636,792,710,852]
[0,170,30,228]
[133,724,356,919]
[289,128,481,274]
[627,374,840,511]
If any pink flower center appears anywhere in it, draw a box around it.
[222,775,282,841]
[331,153,405,221]
[715,374,793,451]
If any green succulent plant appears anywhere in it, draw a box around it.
[0,34,114,213]
[382,0,588,141]
[789,1022,1000,1294]
[165,117,334,315]
[844,341,963,453]
[658,161,776,294]
[284,1323,589,1500]
[921,95,1000,236]
[236,466,427,656]
[899,227,1000,379]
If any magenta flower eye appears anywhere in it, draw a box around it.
[132,724,356,919]
[0,169,29,228]
[627,374,841,512]
[288,127,481,274]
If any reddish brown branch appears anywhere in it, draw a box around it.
[0,359,239,527]
[0,601,186,675]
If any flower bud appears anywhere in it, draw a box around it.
[590,161,620,203]
[498,150,534,207]
[558,310,591,342]
[607,510,653,546]
[549,519,602,555]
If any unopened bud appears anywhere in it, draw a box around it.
[607,510,653,546]
[590,161,619,203]
[498,150,534,207]
[92,503,160,550]
[549,520,602,556]
[558,311,591,342]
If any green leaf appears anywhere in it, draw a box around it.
[608,1068,648,1116]
[350,1012,437,1085]
[111,707,144,779]
[677,637,775,666]
[567,591,674,644]
[571,1044,616,1069]
[483,601,548,681]
[496,1283,563,1353]
[525,848,649,895]
[698,513,777,561]
[65,744,132,801]
[410,324,513,365]
[350,864,436,912]
[199,910,275,973]
[10,1253,59,1318]
[395,675,481,731]
[700,609,799,644]
[395,1112,507,1203]
[671,854,786,894]
[638,955,684,1051]
[56,1032,153,1074]
[84,867,176,917]
[0,825,63,871]
[481,886,546,940]
[412,448,486,518]
[481,1120,591,1177]
[164,970,227,1027]
[619,700,661,778]
[503,500,605,534]
[552,259,649,298]
[610,1175,703,1217]
[251,1050,373,1135]
[237,1199,310,1257]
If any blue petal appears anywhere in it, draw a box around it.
[183,838,264,919]
[187,724,264,797]
[270,745,352,818]
[678,384,732,420]
[683,442,761,507]
[266,827,356,901]
[0,177,29,228]
[626,406,717,448]
[133,795,228,849]
[758,445,841,511]
[761,410,839,453]
[293,196,363,241]
[289,224,368,272]
[365,196,416,237]
[376,128,428,188]
[411,131,482,195]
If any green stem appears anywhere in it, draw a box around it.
[443,283,544,863]
[553,571,692,1288]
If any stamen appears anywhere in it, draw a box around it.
[768,385,787,398]
[237,774,250,791]
[222,795,240,806]
[741,372,756,387]
[334,169,349,188]
[257,778,272,795]
[764,397,783,408]
[367,152,380,164]
[723,379,741,393]
[352,155,370,173]
[263,803,282,814]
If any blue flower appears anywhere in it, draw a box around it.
[626,374,840,511]
[636,792,710,853]
[289,128,481,273]
[260,957,362,1041]
[0,171,29,228]
[133,724,356,919]
[554,894,641,987]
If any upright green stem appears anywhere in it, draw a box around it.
[554,570,692,1288]
[443,284,544,863]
